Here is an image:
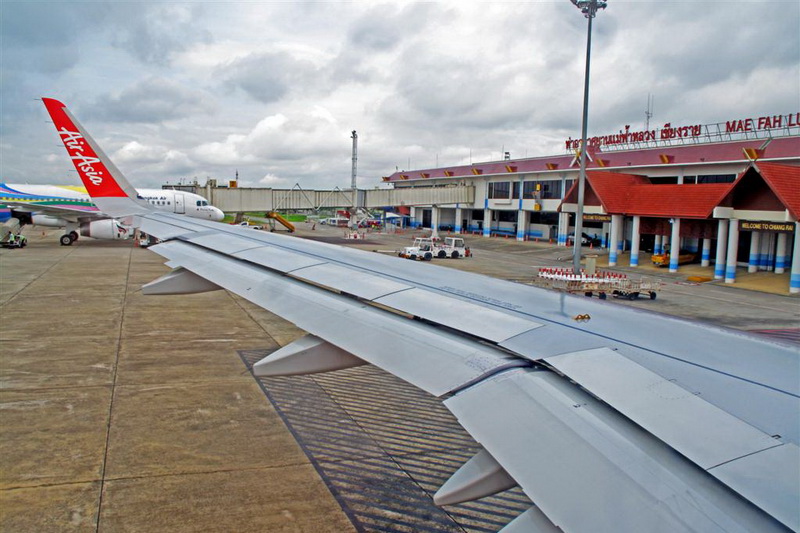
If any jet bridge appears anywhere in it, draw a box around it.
[171,183,475,213]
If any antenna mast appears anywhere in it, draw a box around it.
[645,93,654,130]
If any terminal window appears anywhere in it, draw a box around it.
[488,181,511,199]
[697,174,736,184]
[523,180,561,199]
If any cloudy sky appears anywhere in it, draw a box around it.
[1,1,798,190]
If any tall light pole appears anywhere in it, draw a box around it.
[571,0,607,274]
[350,130,358,229]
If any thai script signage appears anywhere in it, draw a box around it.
[740,221,795,233]
[565,113,800,151]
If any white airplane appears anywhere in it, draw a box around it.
[0,182,223,246]
[41,97,799,533]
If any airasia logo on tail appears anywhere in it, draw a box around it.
[58,128,105,186]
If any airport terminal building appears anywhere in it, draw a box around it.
[383,114,800,292]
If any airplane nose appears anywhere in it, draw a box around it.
[212,207,224,221]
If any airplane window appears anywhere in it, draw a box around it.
[196,200,202,206]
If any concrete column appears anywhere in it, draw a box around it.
[669,218,682,273]
[701,238,712,267]
[654,234,663,255]
[454,207,463,234]
[630,216,641,267]
[725,220,740,284]
[409,206,417,228]
[483,208,491,238]
[791,225,800,294]
[431,206,440,240]
[762,233,774,271]
[714,219,728,279]
[609,215,622,266]
[748,231,760,273]
[601,222,609,248]
[558,212,570,246]
[775,233,788,274]
[516,210,528,242]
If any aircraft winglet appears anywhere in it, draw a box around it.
[42,98,149,217]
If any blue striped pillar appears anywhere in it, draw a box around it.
[775,233,787,273]
[701,238,711,267]
[748,231,760,273]
[669,218,681,272]
[630,215,640,267]
[714,219,729,279]
[516,210,528,241]
[608,215,622,266]
[791,224,800,294]
[725,220,740,284]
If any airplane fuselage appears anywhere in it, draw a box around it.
[0,183,224,244]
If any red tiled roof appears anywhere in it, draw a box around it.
[561,163,800,218]
[564,172,731,218]
[755,162,800,219]
[622,184,731,218]
[580,172,649,213]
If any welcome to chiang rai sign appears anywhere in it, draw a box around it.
[565,112,800,151]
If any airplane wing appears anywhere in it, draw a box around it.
[42,97,799,533]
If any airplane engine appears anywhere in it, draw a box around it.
[79,219,131,240]
[29,214,67,227]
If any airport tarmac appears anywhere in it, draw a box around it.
[1,226,798,532]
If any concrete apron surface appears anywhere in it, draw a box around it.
[0,232,354,532]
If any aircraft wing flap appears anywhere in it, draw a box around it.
[709,443,800,531]
[447,368,787,533]
[149,240,524,397]
[374,288,542,343]
[544,348,783,469]
[137,216,200,240]
[543,348,799,528]
[233,246,327,273]
[181,232,263,255]
[288,263,412,300]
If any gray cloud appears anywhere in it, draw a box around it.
[89,77,217,123]
[110,3,213,66]
[0,1,797,189]
[220,51,320,104]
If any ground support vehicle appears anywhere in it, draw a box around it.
[651,250,697,267]
[399,237,434,261]
[434,237,471,259]
[549,277,661,300]
[538,268,661,300]
[0,233,27,248]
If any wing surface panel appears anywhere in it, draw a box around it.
[374,288,541,343]
[149,240,527,397]
[545,348,783,469]
[182,232,263,255]
[288,263,412,300]
[446,368,789,533]
[545,348,799,528]
[710,444,800,531]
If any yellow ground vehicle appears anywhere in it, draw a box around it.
[651,250,697,267]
